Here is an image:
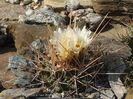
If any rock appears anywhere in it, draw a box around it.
[91,35,132,98]
[19,7,66,26]
[0,88,42,99]
[5,0,20,4]
[105,54,127,99]
[0,47,16,88]
[0,1,24,20]
[91,35,132,58]
[31,39,46,52]
[0,23,8,35]
[65,0,80,12]
[51,93,61,98]
[8,55,34,71]
[86,92,100,99]
[92,0,133,14]
[5,0,39,5]
[100,89,115,99]
[72,8,102,31]
[81,13,103,30]
[22,0,32,5]
[43,0,93,8]
[33,0,38,3]
[71,8,94,17]
[25,8,34,16]
[8,55,34,87]
[7,23,54,51]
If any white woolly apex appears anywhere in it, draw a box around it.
[50,26,93,60]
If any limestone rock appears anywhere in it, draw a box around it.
[65,0,80,12]
[72,8,102,31]
[19,7,66,26]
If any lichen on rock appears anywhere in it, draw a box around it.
[19,7,66,26]
[8,55,35,87]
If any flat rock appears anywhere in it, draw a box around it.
[0,0,24,20]
[0,88,42,98]
[43,0,92,8]
[92,0,133,14]
[100,89,115,99]
[0,47,16,89]
[7,23,55,52]
[19,7,66,26]
[106,54,127,99]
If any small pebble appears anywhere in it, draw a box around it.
[52,93,61,98]
[25,8,34,16]
[5,0,20,4]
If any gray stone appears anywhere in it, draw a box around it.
[19,7,66,26]
[100,89,115,99]
[65,0,80,12]
[33,0,38,3]
[51,93,61,98]
[15,77,32,87]
[82,13,103,30]
[44,0,93,8]
[86,92,100,99]
[22,0,32,5]
[5,0,35,5]
[31,39,44,50]
[71,8,94,17]
[8,55,34,87]
[8,55,34,71]
[25,8,34,16]
[5,0,20,4]
[105,55,127,99]
[0,23,8,35]
[90,36,132,99]
[73,9,102,31]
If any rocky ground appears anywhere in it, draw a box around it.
[0,0,133,99]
